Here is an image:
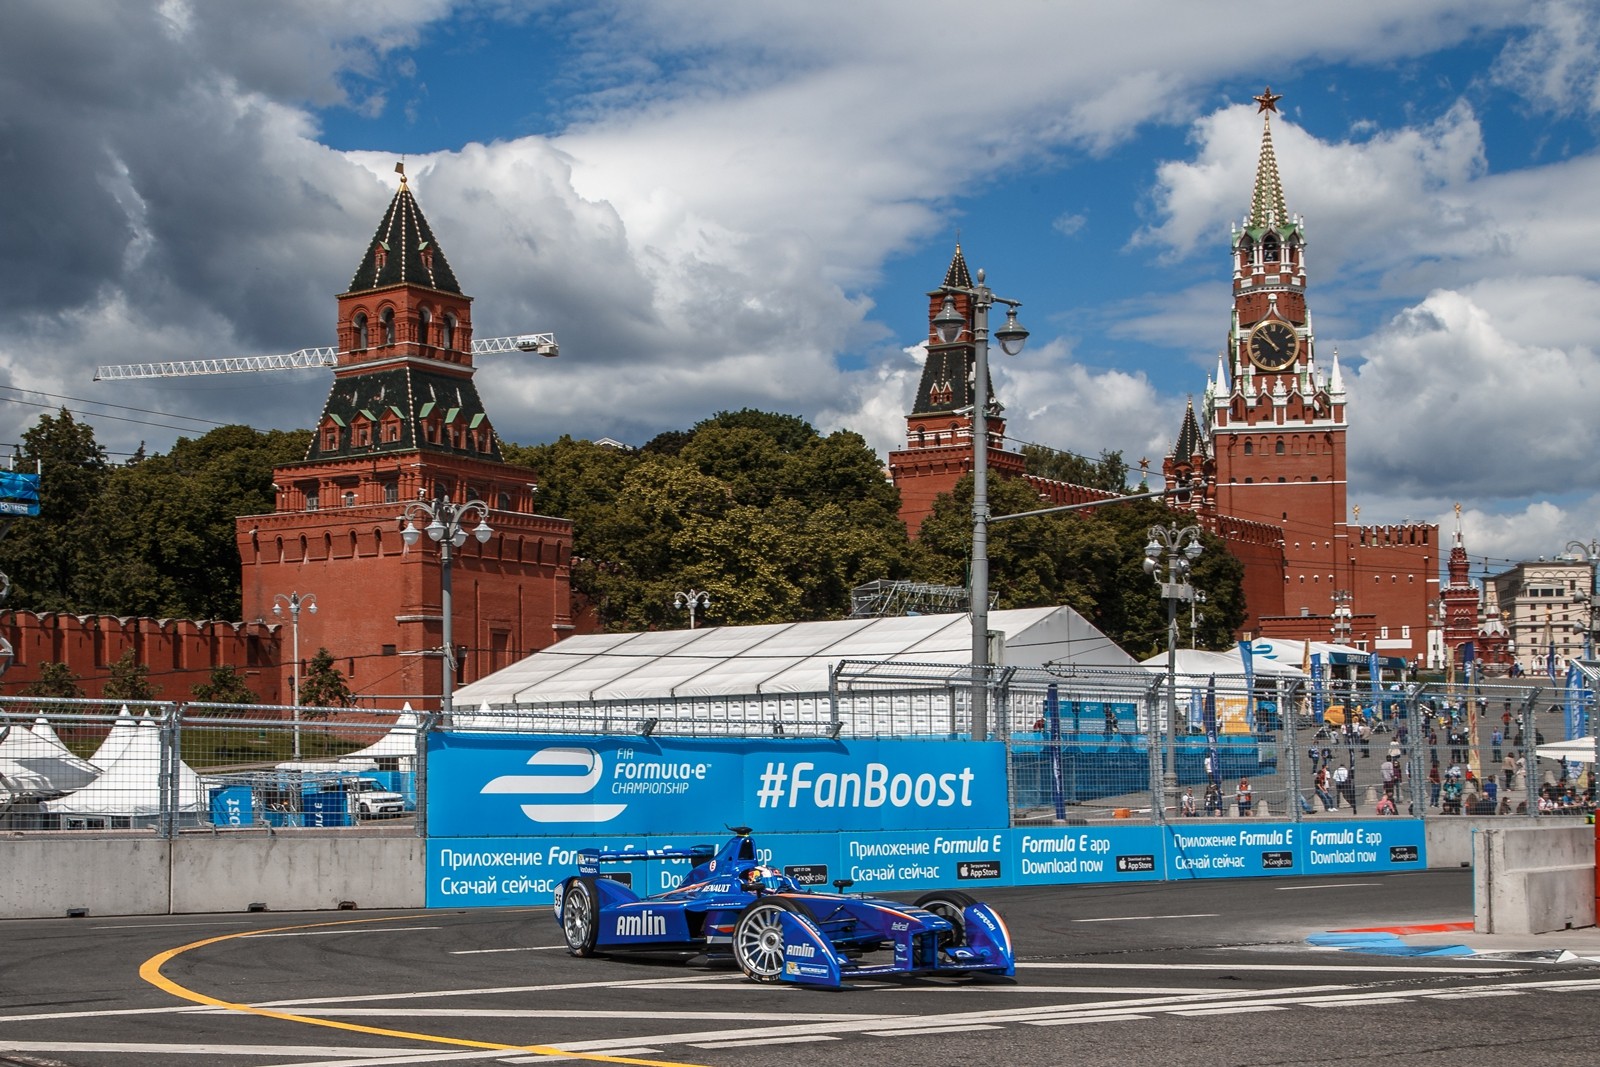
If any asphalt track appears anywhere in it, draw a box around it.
[4,869,1600,1067]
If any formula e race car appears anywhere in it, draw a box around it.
[551,827,1014,988]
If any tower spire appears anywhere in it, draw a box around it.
[1247,87,1289,231]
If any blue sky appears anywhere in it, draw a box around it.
[4,1,1600,580]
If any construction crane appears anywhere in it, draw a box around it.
[93,333,558,381]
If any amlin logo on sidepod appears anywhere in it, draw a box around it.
[480,746,627,824]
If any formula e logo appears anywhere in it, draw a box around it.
[480,747,627,824]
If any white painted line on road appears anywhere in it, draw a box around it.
[1167,1004,1285,1017]
[691,1035,841,1049]
[289,1008,875,1022]
[1419,989,1525,999]
[1018,961,1510,974]
[1023,1013,1153,1026]
[0,1041,431,1056]
[1072,913,1219,922]
[1305,998,1413,1006]
[258,1051,511,1066]
[864,1024,1003,1037]
[249,927,443,938]
[1274,882,1381,890]
[500,1049,661,1065]
[452,945,569,954]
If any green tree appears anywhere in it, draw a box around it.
[913,475,1244,655]
[19,661,84,699]
[0,409,109,611]
[190,664,258,705]
[1021,444,1131,492]
[103,649,159,701]
[298,647,354,708]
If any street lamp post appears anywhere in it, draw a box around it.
[399,494,493,722]
[272,591,317,760]
[1189,590,1207,649]
[1144,523,1204,820]
[932,268,1028,742]
[1565,539,1599,659]
[673,589,711,629]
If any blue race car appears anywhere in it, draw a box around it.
[552,827,1015,988]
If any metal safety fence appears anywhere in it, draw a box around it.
[1,670,1593,837]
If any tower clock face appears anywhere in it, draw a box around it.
[1247,320,1299,371]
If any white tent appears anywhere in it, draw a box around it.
[0,718,101,797]
[87,705,141,767]
[1537,737,1598,764]
[1138,647,1306,680]
[334,705,419,764]
[43,718,205,822]
[456,607,1137,708]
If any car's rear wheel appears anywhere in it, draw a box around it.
[732,897,806,982]
[561,877,600,957]
[914,890,978,949]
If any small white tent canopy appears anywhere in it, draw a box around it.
[0,719,100,797]
[43,717,205,822]
[87,705,140,767]
[456,607,1137,709]
[333,705,419,765]
[1537,737,1598,764]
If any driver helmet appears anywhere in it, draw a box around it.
[741,865,783,893]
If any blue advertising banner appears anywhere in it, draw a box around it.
[0,471,39,517]
[424,819,1429,907]
[1238,640,1256,729]
[1012,824,1166,884]
[427,734,1010,838]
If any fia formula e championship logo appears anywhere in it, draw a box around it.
[480,747,627,824]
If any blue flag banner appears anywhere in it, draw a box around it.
[0,471,40,517]
[1310,653,1326,724]
[1046,683,1065,821]
[1237,640,1256,729]
[1203,675,1220,789]
[1565,664,1584,742]
[1367,650,1381,718]
[1548,642,1558,681]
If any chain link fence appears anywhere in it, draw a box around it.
[2,671,1593,836]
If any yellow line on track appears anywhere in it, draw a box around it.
[138,914,708,1067]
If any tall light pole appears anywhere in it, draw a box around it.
[673,589,711,629]
[399,494,492,722]
[1144,522,1203,819]
[932,268,1028,742]
[1565,539,1599,659]
[272,591,317,759]
[1189,590,1207,649]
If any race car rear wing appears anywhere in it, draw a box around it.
[578,843,717,871]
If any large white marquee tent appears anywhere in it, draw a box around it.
[454,607,1140,736]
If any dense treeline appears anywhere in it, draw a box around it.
[0,407,1243,655]
[0,410,309,620]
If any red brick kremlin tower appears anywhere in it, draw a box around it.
[236,170,575,706]
[1165,89,1436,663]
[888,247,1121,536]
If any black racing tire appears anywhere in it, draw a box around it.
[561,876,601,957]
[732,896,808,983]
[914,890,979,948]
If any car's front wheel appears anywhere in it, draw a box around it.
[913,890,978,949]
[561,877,601,957]
[732,897,807,982]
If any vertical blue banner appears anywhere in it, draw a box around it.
[1368,651,1381,717]
[1046,683,1065,821]
[1238,640,1256,729]
[1310,653,1326,723]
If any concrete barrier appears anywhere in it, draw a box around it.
[0,837,171,919]
[1475,824,1596,935]
[171,832,426,913]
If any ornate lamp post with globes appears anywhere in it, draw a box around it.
[673,589,711,629]
[399,494,493,722]
[931,267,1028,742]
[1144,522,1204,820]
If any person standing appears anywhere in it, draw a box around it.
[1181,786,1198,817]
[1503,750,1516,790]
[1428,760,1442,808]
[1380,756,1396,799]
[1236,778,1253,818]
[1334,762,1357,813]
[1491,728,1503,764]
